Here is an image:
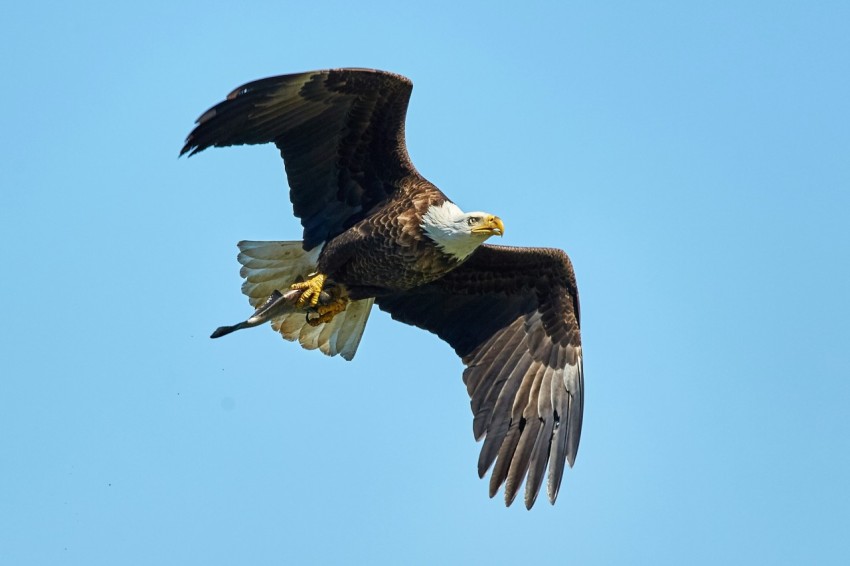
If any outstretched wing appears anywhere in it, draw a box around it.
[181,69,418,249]
[375,245,583,509]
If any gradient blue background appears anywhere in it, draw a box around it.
[2,1,849,564]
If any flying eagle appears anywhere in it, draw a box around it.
[181,69,583,509]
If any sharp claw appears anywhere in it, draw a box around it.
[303,284,350,326]
[291,273,327,307]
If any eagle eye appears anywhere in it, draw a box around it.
[467,216,480,226]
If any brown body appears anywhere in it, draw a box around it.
[318,178,461,299]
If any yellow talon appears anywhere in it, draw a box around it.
[306,299,350,326]
[305,285,350,327]
[291,273,327,307]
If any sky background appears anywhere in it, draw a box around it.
[2,1,849,564]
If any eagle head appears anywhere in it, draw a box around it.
[421,201,504,260]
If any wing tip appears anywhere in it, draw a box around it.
[178,142,194,157]
[179,135,208,158]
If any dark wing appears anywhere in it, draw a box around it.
[181,69,418,249]
[375,245,583,509]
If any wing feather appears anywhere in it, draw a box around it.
[503,361,546,506]
[477,351,533,478]
[465,317,524,399]
[489,416,523,499]
[375,244,582,508]
[525,366,556,508]
[467,321,526,435]
[547,373,570,502]
[181,69,419,249]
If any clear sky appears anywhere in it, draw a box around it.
[2,1,849,564]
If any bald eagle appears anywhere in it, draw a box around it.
[181,69,583,509]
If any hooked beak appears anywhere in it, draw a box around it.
[472,215,505,237]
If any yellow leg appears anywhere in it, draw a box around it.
[306,296,350,326]
[291,273,327,307]
[305,284,350,327]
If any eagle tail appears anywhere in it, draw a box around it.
[236,240,373,361]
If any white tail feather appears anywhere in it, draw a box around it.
[237,240,373,360]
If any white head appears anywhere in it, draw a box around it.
[421,201,505,260]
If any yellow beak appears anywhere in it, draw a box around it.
[472,215,505,237]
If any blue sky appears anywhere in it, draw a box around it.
[2,1,849,564]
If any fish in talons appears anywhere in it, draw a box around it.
[210,287,333,339]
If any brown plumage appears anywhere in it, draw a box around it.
[181,68,583,509]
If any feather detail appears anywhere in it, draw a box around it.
[238,240,373,360]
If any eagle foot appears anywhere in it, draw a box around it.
[305,285,350,327]
[291,272,327,307]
